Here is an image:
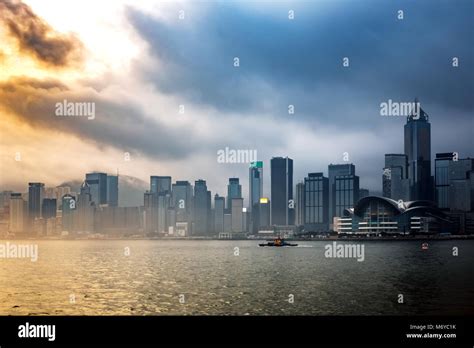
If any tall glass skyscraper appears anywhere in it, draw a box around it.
[334,174,359,218]
[214,194,225,234]
[194,180,210,235]
[150,176,171,195]
[249,161,263,210]
[227,178,242,211]
[404,106,432,201]
[270,157,293,226]
[28,182,44,222]
[304,173,329,232]
[328,164,355,222]
[383,154,409,201]
[85,172,107,206]
[172,181,193,224]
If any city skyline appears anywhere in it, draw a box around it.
[1,0,473,198]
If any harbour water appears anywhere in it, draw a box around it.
[0,240,472,315]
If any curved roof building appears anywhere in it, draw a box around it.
[337,196,454,235]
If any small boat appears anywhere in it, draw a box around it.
[421,242,429,250]
[259,237,298,247]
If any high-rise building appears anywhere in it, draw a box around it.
[85,172,107,206]
[172,181,193,225]
[41,198,57,220]
[231,198,244,233]
[227,178,242,211]
[249,161,263,210]
[194,180,210,235]
[214,194,225,234]
[249,161,263,233]
[144,191,158,233]
[404,106,432,201]
[9,193,27,233]
[61,194,76,233]
[435,153,455,209]
[295,182,305,226]
[150,176,172,195]
[270,157,293,225]
[75,181,95,233]
[328,164,354,222]
[334,174,359,219]
[107,175,119,207]
[304,173,329,232]
[28,182,44,222]
[258,197,270,228]
[383,154,409,201]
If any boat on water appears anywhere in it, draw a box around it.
[259,237,298,247]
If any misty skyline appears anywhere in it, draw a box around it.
[1,0,473,200]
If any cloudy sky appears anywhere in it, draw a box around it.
[0,0,473,202]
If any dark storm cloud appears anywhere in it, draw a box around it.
[0,77,198,160]
[127,0,473,122]
[0,0,83,67]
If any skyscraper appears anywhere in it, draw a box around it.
[9,193,27,233]
[328,164,354,222]
[404,106,432,201]
[85,172,107,206]
[249,161,263,210]
[150,176,172,195]
[383,154,409,201]
[61,194,76,233]
[295,182,305,226]
[270,157,293,225]
[172,181,193,225]
[231,198,244,232]
[304,173,329,232]
[214,194,225,234]
[28,182,44,222]
[249,161,263,233]
[334,174,359,219]
[107,175,119,207]
[194,179,210,235]
[435,153,454,209]
[41,198,57,220]
[227,178,242,211]
[75,181,95,232]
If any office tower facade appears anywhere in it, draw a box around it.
[270,157,294,225]
[61,194,76,233]
[157,192,171,234]
[144,191,158,233]
[41,198,57,220]
[383,154,410,201]
[404,107,432,201]
[258,198,270,228]
[85,172,107,206]
[172,181,193,225]
[214,194,225,234]
[334,174,359,219]
[75,181,95,232]
[231,198,244,232]
[304,173,329,232]
[435,153,454,209]
[295,182,305,226]
[227,178,242,211]
[150,176,172,195]
[194,180,209,235]
[107,175,119,207]
[28,182,44,222]
[249,161,263,233]
[328,164,355,223]
[9,193,27,233]
[249,161,263,209]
